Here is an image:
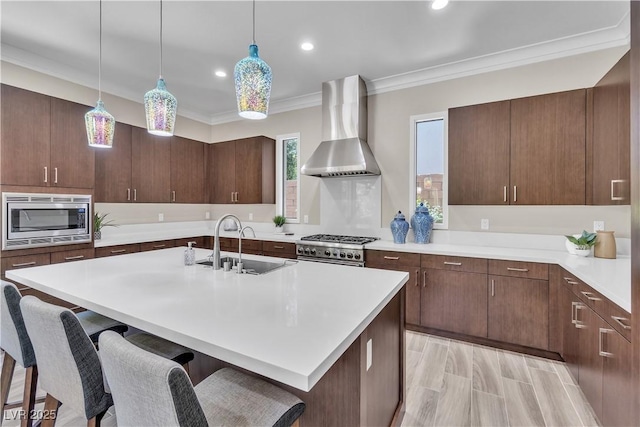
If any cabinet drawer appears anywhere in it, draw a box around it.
[219,237,238,251]
[140,240,176,252]
[238,239,262,252]
[421,255,487,274]
[95,244,141,258]
[2,253,51,277]
[51,248,95,264]
[606,301,631,342]
[366,250,420,268]
[262,241,296,256]
[576,281,607,319]
[488,260,548,280]
[174,237,206,249]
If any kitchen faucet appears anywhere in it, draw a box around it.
[212,214,242,270]
[237,226,256,272]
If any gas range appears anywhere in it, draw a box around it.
[296,234,379,267]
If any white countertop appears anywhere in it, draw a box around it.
[367,240,631,313]
[7,248,408,392]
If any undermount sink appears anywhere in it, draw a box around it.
[196,256,288,275]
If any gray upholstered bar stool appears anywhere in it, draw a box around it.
[99,331,306,427]
[19,296,195,427]
[0,280,127,427]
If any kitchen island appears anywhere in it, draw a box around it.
[7,247,409,426]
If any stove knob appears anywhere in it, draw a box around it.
[339,253,346,258]
[354,253,361,260]
[324,250,331,256]
[346,253,354,259]
[304,248,310,254]
[333,251,338,257]
[310,248,317,255]
[297,247,303,254]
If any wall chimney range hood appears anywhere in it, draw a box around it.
[301,75,381,177]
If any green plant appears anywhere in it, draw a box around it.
[94,212,117,232]
[565,230,597,250]
[272,215,286,227]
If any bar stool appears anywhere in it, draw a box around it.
[99,331,306,427]
[19,296,195,427]
[0,280,126,427]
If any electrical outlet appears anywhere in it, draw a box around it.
[303,215,309,224]
[249,213,254,221]
[481,218,489,230]
[205,211,210,220]
[366,339,373,371]
[594,220,605,232]
[158,213,164,222]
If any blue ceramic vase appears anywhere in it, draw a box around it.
[390,211,409,244]
[410,203,434,244]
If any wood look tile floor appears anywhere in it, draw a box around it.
[403,331,600,427]
[2,332,599,427]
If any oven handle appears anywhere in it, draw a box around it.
[297,256,364,267]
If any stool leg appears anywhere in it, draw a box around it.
[182,363,190,376]
[20,366,38,427]
[291,419,300,427]
[86,410,106,427]
[1,352,16,413]
[40,394,59,427]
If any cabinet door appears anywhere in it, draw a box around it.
[421,269,487,337]
[131,127,171,202]
[510,90,586,205]
[592,52,630,205]
[208,141,236,204]
[171,136,205,203]
[577,306,605,420]
[50,98,95,189]
[560,284,581,382]
[488,275,548,349]
[601,330,633,427]
[235,136,275,204]
[95,123,132,202]
[1,85,51,186]
[448,101,511,205]
[405,269,421,326]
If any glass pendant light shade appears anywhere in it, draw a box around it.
[144,77,177,136]
[234,44,272,120]
[85,100,115,148]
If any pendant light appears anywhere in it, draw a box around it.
[85,0,115,148]
[234,0,272,120]
[144,0,177,136]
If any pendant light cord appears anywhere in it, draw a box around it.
[98,0,102,100]
[252,0,256,44]
[159,0,163,79]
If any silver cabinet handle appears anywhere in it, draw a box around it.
[231,192,234,203]
[127,188,131,201]
[54,167,58,184]
[64,255,85,261]
[573,302,587,328]
[423,270,427,288]
[12,261,36,267]
[44,166,48,183]
[235,192,239,202]
[273,245,284,249]
[611,316,631,330]
[507,267,529,272]
[581,291,602,302]
[563,277,573,282]
[172,191,176,202]
[611,179,626,201]
[513,186,517,202]
[503,186,507,203]
[152,244,166,249]
[598,328,613,357]
[133,189,137,201]
[415,270,420,287]
[384,256,400,260]
[567,280,579,285]
[491,279,495,297]
[443,261,462,266]
[110,249,127,254]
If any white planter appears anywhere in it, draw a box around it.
[274,225,284,234]
[573,248,592,257]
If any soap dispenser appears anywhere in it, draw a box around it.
[184,241,196,266]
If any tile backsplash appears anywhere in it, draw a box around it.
[320,176,381,236]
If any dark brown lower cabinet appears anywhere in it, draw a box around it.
[404,269,421,326]
[487,275,548,349]
[420,269,488,337]
[577,305,605,417]
[559,283,581,382]
[601,327,633,427]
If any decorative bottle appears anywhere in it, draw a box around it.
[390,211,409,244]
[410,203,434,244]
[594,231,616,259]
[184,241,196,266]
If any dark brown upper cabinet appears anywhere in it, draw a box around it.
[95,123,133,202]
[449,101,511,205]
[590,52,630,205]
[131,127,171,203]
[170,136,205,204]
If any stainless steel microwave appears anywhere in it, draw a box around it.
[2,192,92,250]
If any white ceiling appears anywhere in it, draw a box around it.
[0,1,630,124]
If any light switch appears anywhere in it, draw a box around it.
[594,221,605,232]
[481,219,489,230]
[158,213,164,222]
[205,211,211,220]
[249,213,254,220]
[304,215,309,224]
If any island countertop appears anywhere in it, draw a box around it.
[6,247,409,392]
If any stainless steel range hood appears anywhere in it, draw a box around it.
[301,75,381,177]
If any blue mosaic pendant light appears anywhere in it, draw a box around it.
[85,0,115,148]
[144,0,177,136]
[234,0,272,120]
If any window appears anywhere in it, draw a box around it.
[409,112,448,229]
[276,133,300,222]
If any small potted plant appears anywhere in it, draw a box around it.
[273,215,286,233]
[565,230,597,256]
[94,212,117,240]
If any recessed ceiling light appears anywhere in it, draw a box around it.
[301,42,314,51]
[431,0,449,10]
[214,70,227,77]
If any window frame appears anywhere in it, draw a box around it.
[409,112,449,230]
[275,132,301,223]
